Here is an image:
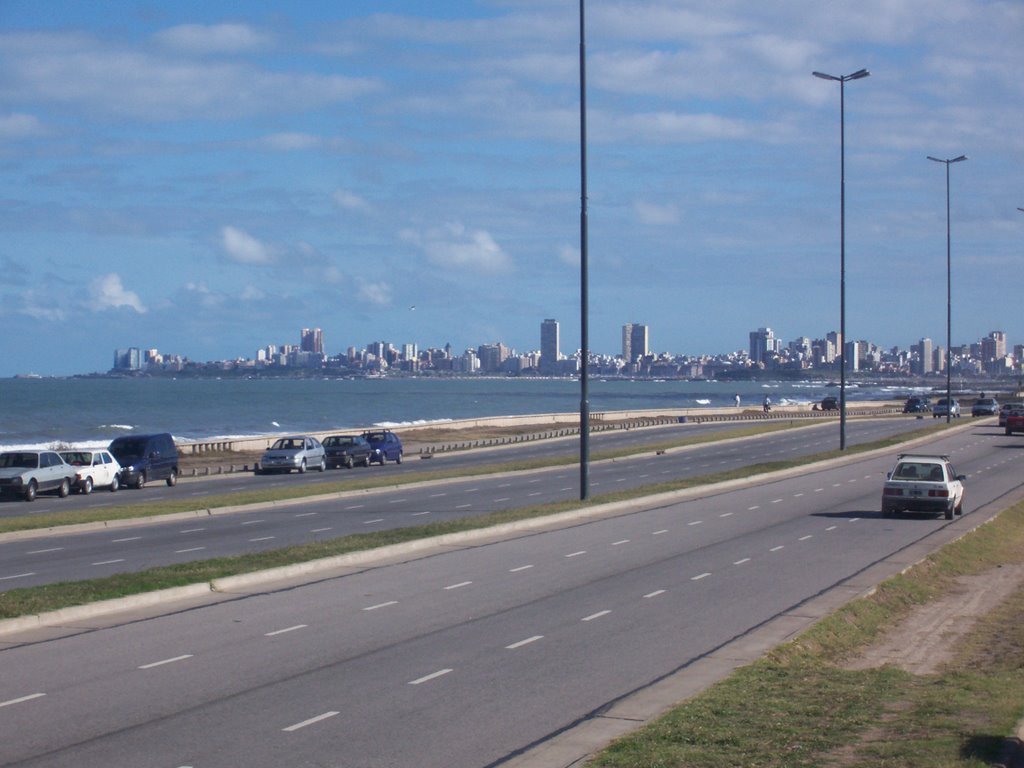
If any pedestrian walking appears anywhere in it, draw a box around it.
[734,394,741,407]
[763,396,771,413]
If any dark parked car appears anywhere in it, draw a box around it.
[362,430,403,465]
[820,395,838,411]
[323,434,373,469]
[970,398,999,417]
[903,396,931,413]
[109,433,179,489]
[0,450,76,501]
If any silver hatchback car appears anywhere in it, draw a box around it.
[256,436,326,475]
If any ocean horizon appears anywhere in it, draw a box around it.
[0,375,942,452]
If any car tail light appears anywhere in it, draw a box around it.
[883,487,903,497]
[928,489,950,498]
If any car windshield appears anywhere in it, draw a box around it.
[364,432,386,442]
[110,440,146,462]
[0,452,39,469]
[270,438,302,450]
[893,462,944,481]
[324,437,354,447]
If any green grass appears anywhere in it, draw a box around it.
[590,502,1024,768]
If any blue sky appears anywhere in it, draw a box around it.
[2,1,1022,376]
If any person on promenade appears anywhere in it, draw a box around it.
[734,393,741,407]
[763,396,771,413]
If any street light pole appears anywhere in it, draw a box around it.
[812,68,869,451]
[928,155,967,424]
[579,0,590,500]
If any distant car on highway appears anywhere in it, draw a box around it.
[362,430,404,465]
[820,395,838,411]
[902,396,931,413]
[323,434,373,469]
[970,398,999,417]
[881,453,965,520]
[256,436,326,474]
[59,449,122,493]
[0,450,76,502]
[932,398,961,418]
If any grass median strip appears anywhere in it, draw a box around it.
[589,501,1024,768]
[0,422,947,620]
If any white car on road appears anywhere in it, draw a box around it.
[59,450,122,494]
[881,453,965,520]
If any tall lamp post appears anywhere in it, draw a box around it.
[578,0,590,500]
[813,68,869,451]
[928,154,967,424]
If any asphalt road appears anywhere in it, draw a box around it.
[2,418,927,588]
[1,420,1021,767]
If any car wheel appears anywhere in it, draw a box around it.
[396,453,403,465]
[345,456,354,469]
[81,476,93,495]
[362,455,371,467]
[110,474,119,492]
[166,469,177,487]
[24,480,37,502]
[318,457,326,472]
[58,478,70,498]
[955,499,964,515]
[135,472,146,489]
[298,459,307,474]
[945,505,954,520]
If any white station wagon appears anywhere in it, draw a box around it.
[59,450,122,494]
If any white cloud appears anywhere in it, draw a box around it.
[333,189,372,213]
[155,23,272,54]
[0,112,47,140]
[403,222,512,274]
[88,273,146,313]
[221,226,275,265]
[634,200,679,226]
[559,245,580,267]
[358,281,392,306]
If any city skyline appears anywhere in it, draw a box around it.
[2,2,1023,378]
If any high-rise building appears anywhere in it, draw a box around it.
[301,328,324,355]
[749,327,776,365]
[915,338,934,374]
[540,319,560,374]
[622,323,649,364]
[981,331,1006,362]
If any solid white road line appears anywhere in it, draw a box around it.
[506,636,544,650]
[265,625,308,637]
[282,711,339,732]
[0,693,46,708]
[138,654,193,670]
[409,669,453,685]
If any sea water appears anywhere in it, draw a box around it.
[0,376,928,451]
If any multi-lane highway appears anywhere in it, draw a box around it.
[4,418,928,588]
[1,419,1022,767]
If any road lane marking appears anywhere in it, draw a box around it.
[771,499,783,504]
[111,536,142,542]
[719,512,733,518]
[249,536,275,542]
[826,525,837,531]
[644,590,666,598]
[652,529,668,535]
[345,504,365,510]
[799,535,813,541]
[0,693,45,708]
[0,572,36,581]
[294,512,317,518]
[409,669,452,685]
[282,711,339,732]
[493,497,511,502]
[770,546,785,552]
[92,559,125,566]
[688,520,703,526]
[850,518,861,523]
[691,572,711,581]
[748,505,760,510]
[444,581,472,590]
[612,539,630,546]
[174,547,206,554]
[582,610,611,622]
[510,565,534,572]
[456,503,473,509]
[428,493,447,498]
[240,520,265,526]
[410,511,430,517]
[364,601,398,611]
[179,527,205,533]
[139,654,193,670]
[26,547,63,554]
[363,519,385,525]
[506,636,543,649]
[388,498,408,504]
[265,625,308,637]
[310,527,333,533]
[733,558,751,565]
[565,551,587,558]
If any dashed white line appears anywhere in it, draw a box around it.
[388,499,407,504]
[363,519,385,525]
[493,497,511,502]
[111,536,142,543]
[733,558,751,565]
[249,536,275,542]
[456,503,473,509]
[179,527,205,533]
[691,572,712,581]
[409,669,452,685]
[799,535,813,541]
[826,525,837,531]
[748,505,760,510]
[611,539,630,546]
[581,610,611,622]
[240,520,264,526]
[174,547,206,554]
[294,512,318,518]
[0,572,35,581]
[719,512,733,518]
[26,547,63,554]
[92,559,125,566]
[565,551,587,558]
[410,511,430,517]
[652,529,668,536]
[849,518,861,523]
[770,545,785,552]
[428,493,447,498]
[345,504,365,510]
[138,654,192,670]
[509,565,534,573]
[282,711,339,732]
[265,625,308,637]
[688,520,703,526]
[0,693,46,708]
[771,499,784,504]
[310,527,333,533]
[363,601,398,611]
[444,581,472,590]
[644,590,666,598]
[506,636,543,650]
